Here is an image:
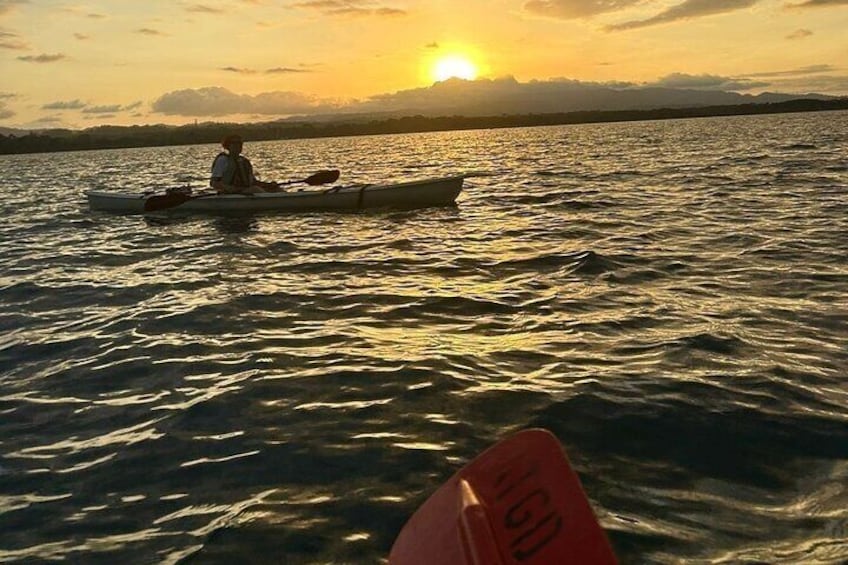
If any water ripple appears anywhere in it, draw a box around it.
[1,111,847,563]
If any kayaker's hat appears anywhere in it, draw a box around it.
[222,134,243,149]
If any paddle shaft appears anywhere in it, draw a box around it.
[282,169,340,186]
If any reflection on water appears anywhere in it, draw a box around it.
[143,213,259,235]
[1,111,848,563]
[213,216,260,234]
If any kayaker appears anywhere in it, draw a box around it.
[210,134,281,194]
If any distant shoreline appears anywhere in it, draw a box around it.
[1,98,846,156]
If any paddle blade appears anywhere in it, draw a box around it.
[143,192,191,212]
[389,429,617,565]
[304,169,340,186]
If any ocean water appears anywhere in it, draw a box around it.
[1,111,847,564]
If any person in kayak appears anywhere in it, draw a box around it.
[210,134,281,194]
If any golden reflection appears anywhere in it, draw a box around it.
[154,370,258,411]
[191,431,245,441]
[351,432,408,440]
[179,450,260,468]
[94,391,171,407]
[154,488,278,531]
[0,493,72,513]
[294,398,393,411]
[84,529,171,551]
[159,494,189,501]
[7,418,166,458]
[352,325,556,362]
[372,495,405,503]
[391,441,452,451]
[57,454,117,474]
[424,413,460,425]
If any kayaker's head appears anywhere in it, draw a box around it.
[221,134,244,155]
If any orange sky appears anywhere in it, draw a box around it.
[1,0,846,129]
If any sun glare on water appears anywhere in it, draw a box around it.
[432,55,478,82]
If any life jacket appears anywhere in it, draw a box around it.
[212,152,253,187]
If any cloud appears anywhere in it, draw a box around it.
[136,28,167,36]
[83,105,124,114]
[266,66,312,73]
[366,73,848,116]
[696,65,848,94]
[785,0,848,7]
[220,66,313,74]
[151,86,334,116]
[33,115,64,124]
[149,74,848,122]
[524,0,641,19]
[745,64,836,77]
[74,32,90,40]
[346,75,846,115]
[40,100,144,114]
[0,0,28,16]
[374,7,406,15]
[221,66,257,74]
[83,102,143,114]
[0,28,28,49]
[352,76,746,115]
[608,0,761,31]
[42,99,87,110]
[186,3,225,13]
[289,1,407,16]
[17,53,65,62]
[0,94,14,119]
[647,72,768,90]
[786,28,813,39]
[761,74,848,93]
[60,6,106,18]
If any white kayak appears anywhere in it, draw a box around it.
[86,175,465,214]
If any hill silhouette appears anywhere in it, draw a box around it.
[1,98,846,155]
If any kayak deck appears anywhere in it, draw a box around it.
[86,175,465,214]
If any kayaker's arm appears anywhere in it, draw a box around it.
[210,178,262,194]
[253,179,281,191]
[210,166,280,193]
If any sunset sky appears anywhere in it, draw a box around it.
[1,0,847,129]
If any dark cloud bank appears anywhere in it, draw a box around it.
[150,75,845,120]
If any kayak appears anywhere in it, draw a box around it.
[389,429,618,564]
[85,175,465,214]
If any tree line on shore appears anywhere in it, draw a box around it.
[1,98,846,155]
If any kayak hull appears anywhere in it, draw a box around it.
[86,175,465,215]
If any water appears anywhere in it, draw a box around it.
[1,111,847,564]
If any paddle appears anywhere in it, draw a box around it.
[143,169,341,212]
[280,168,340,187]
[389,428,618,565]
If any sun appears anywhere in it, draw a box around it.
[432,55,478,82]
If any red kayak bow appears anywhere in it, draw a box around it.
[389,429,617,564]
